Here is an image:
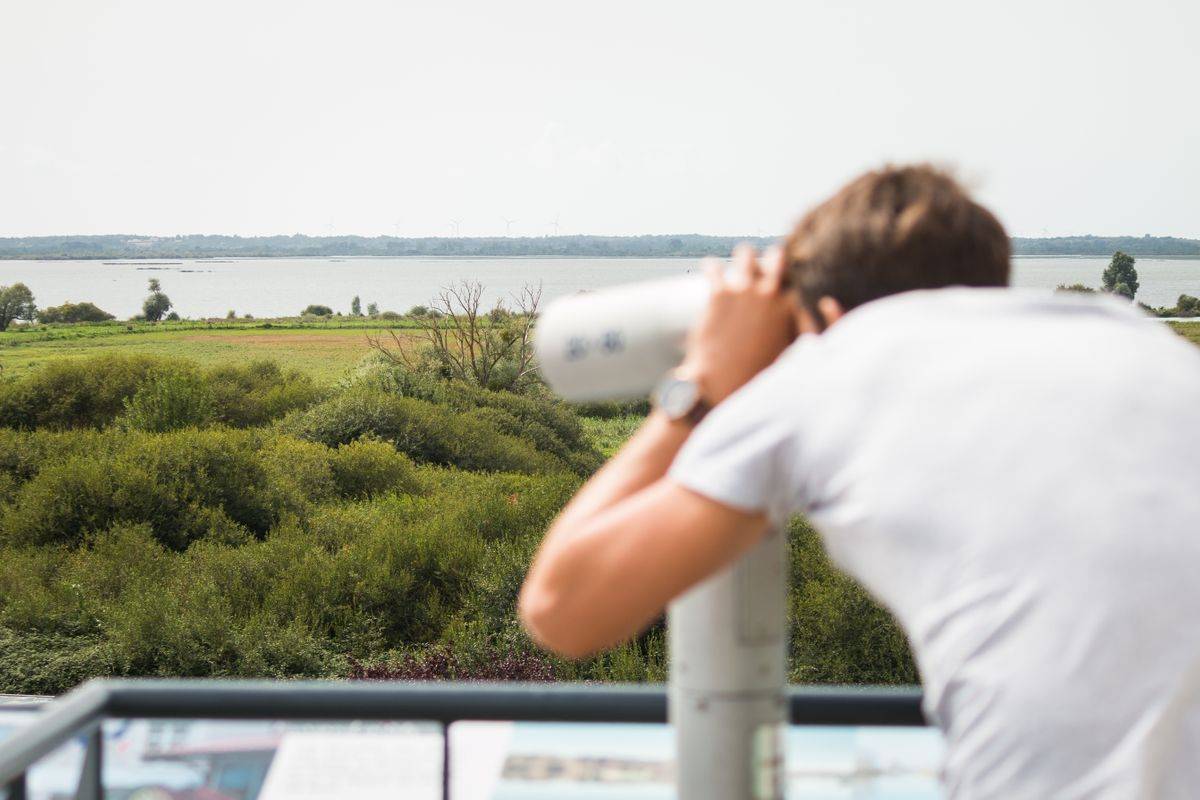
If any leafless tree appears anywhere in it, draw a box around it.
[367,281,542,391]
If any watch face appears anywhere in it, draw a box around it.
[658,377,699,419]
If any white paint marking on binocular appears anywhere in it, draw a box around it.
[563,328,627,362]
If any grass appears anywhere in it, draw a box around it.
[2,317,1196,385]
[0,319,422,382]
[1168,321,1200,347]
[581,414,644,458]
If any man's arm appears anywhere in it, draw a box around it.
[519,246,797,658]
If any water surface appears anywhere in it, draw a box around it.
[0,257,1194,320]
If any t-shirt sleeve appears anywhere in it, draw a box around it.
[668,357,805,528]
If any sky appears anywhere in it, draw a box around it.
[2,0,1197,239]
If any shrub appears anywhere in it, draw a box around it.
[119,371,216,432]
[302,304,333,317]
[0,429,278,550]
[37,301,115,324]
[205,361,324,427]
[0,630,119,694]
[787,518,917,684]
[0,356,323,431]
[329,438,422,499]
[278,387,565,474]
[252,495,487,651]
[257,434,339,512]
[362,365,600,472]
[0,354,182,429]
[1172,294,1200,317]
[571,397,653,419]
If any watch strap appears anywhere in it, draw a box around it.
[684,396,712,426]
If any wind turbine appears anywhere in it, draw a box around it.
[549,214,560,237]
[449,218,461,237]
[503,217,517,237]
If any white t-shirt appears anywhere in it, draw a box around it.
[669,288,1200,799]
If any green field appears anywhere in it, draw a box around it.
[1170,321,1200,347]
[3,317,1194,385]
[0,319,422,382]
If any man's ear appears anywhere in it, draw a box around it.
[817,296,845,328]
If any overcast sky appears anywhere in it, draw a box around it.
[2,0,1197,239]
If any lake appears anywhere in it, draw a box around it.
[0,257,1196,320]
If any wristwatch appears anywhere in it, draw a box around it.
[652,371,712,426]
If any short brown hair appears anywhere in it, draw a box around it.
[784,165,1010,323]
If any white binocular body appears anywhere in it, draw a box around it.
[534,275,709,402]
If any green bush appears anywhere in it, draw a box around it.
[0,354,180,429]
[257,434,339,512]
[1,429,270,549]
[329,437,422,499]
[278,387,568,474]
[37,301,115,324]
[0,423,435,553]
[0,629,119,695]
[361,365,600,472]
[205,361,324,427]
[787,518,917,684]
[119,371,216,432]
[0,347,919,693]
[0,356,323,431]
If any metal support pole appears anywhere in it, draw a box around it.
[75,727,102,800]
[442,722,451,800]
[669,526,788,800]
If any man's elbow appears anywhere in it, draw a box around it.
[518,585,599,660]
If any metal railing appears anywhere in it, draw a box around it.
[0,678,925,799]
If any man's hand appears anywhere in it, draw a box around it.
[678,244,798,405]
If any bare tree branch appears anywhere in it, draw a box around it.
[366,280,542,391]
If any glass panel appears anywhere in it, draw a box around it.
[449,722,945,799]
[24,735,86,800]
[786,726,944,799]
[102,719,443,800]
[0,709,41,744]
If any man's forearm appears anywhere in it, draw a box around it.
[549,410,691,537]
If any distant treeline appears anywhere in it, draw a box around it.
[1,233,1199,260]
[1011,236,1200,257]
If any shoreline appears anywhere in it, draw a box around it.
[1,254,1200,263]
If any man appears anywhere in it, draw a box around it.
[519,165,1200,797]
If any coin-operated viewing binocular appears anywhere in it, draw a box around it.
[534,275,709,402]
[534,273,789,800]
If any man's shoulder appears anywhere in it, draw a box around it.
[834,287,1149,331]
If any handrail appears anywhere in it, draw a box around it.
[0,678,926,791]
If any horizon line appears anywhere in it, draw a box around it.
[2,233,1199,242]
